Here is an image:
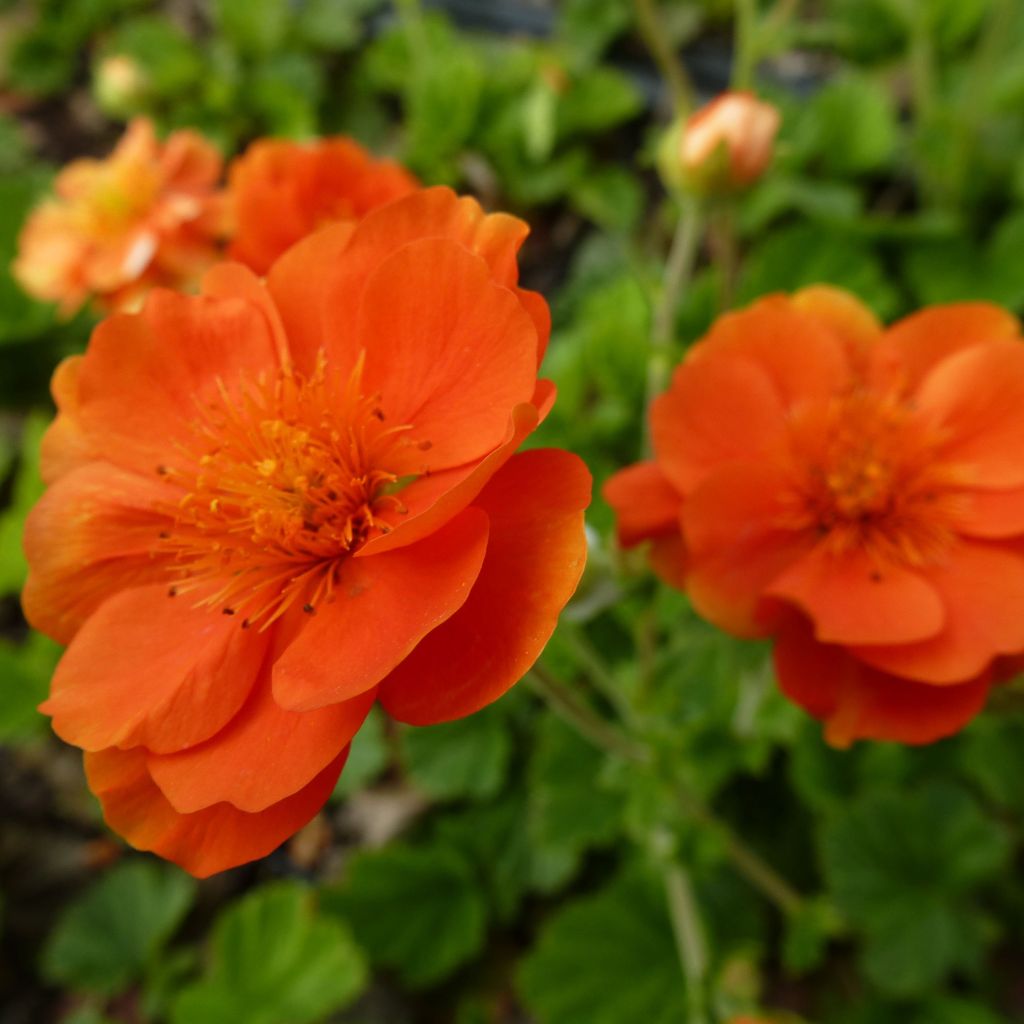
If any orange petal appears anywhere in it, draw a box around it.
[682,460,816,637]
[358,386,548,557]
[603,461,682,548]
[774,615,991,746]
[648,533,687,590]
[792,285,881,367]
[22,462,173,644]
[76,288,280,478]
[41,584,269,754]
[768,544,945,646]
[870,303,1019,395]
[914,338,1024,489]
[379,449,590,725]
[273,508,490,711]
[355,238,538,471]
[853,541,1024,683]
[40,356,93,485]
[652,297,848,493]
[148,673,374,813]
[86,745,345,878]
[957,486,1024,538]
[201,261,290,364]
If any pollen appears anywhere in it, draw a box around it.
[158,351,428,628]
[787,388,965,566]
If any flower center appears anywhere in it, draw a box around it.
[788,389,963,566]
[159,352,422,628]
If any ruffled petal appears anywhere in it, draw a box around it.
[792,285,881,368]
[603,461,682,548]
[22,462,173,644]
[41,584,269,754]
[148,674,374,813]
[379,449,590,725]
[768,544,945,645]
[774,615,991,746]
[273,508,489,711]
[40,356,93,485]
[682,460,816,637]
[853,541,1024,683]
[355,238,538,471]
[870,303,1019,395]
[76,288,280,478]
[85,746,345,878]
[914,338,1024,489]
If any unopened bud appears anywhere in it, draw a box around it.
[94,55,149,117]
[659,91,780,198]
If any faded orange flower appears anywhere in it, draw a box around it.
[25,187,588,877]
[226,136,419,275]
[607,287,1024,746]
[13,118,227,317]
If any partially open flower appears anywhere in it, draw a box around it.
[226,136,419,275]
[606,286,1024,746]
[13,119,227,317]
[25,187,589,876]
[659,91,780,197]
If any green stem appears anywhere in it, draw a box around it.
[645,199,702,446]
[708,204,738,312]
[529,668,806,917]
[732,0,760,91]
[633,0,694,118]
[663,862,710,1024]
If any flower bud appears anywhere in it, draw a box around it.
[658,91,780,198]
[93,55,149,117]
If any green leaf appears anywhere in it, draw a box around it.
[213,0,289,55]
[739,222,901,319]
[327,842,487,987]
[570,164,644,232]
[43,862,196,996]
[822,782,1010,996]
[332,704,389,798]
[557,67,642,137]
[0,630,60,742]
[518,870,687,1024]
[400,704,511,801]
[0,412,48,595]
[171,881,367,1024]
[294,0,380,52]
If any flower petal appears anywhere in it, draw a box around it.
[603,461,682,548]
[148,674,374,813]
[870,303,1019,395]
[956,486,1024,538]
[76,288,280,478]
[914,338,1024,488]
[792,285,881,364]
[41,584,269,754]
[40,356,93,485]
[852,541,1024,683]
[768,544,945,646]
[355,238,538,471]
[653,297,847,493]
[86,745,345,878]
[22,462,173,644]
[379,449,590,725]
[682,460,816,637]
[774,615,991,746]
[273,508,490,711]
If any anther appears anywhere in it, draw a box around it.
[302,603,316,614]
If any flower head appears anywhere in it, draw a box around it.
[13,118,227,317]
[25,187,589,876]
[226,136,419,275]
[606,286,1024,745]
[659,91,780,197]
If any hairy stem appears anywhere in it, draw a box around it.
[663,862,710,1024]
[633,0,694,118]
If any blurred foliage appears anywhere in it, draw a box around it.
[4,0,1024,1022]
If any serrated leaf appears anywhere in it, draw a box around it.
[518,870,687,1024]
[327,843,487,987]
[43,862,196,996]
[171,881,366,1024]
[400,704,511,802]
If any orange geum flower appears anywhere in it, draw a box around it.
[24,187,589,877]
[606,287,1024,746]
[13,118,227,317]
[225,136,419,276]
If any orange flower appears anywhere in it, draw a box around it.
[606,286,1024,746]
[24,187,589,876]
[226,137,419,275]
[660,91,780,197]
[13,119,227,317]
